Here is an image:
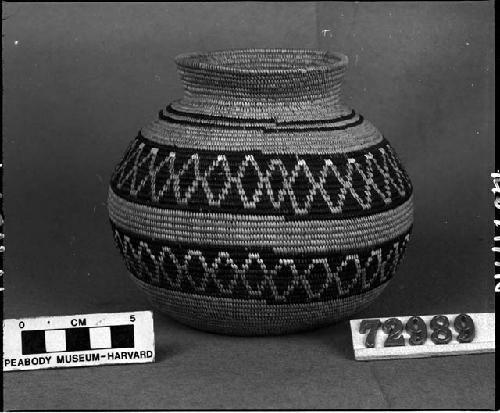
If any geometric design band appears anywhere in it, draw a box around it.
[111,136,412,218]
[21,325,134,355]
[111,223,411,305]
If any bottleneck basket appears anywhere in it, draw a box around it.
[108,49,413,335]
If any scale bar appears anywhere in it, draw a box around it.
[21,325,135,354]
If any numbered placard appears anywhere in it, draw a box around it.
[350,312,494,361]
[3,311,155,371]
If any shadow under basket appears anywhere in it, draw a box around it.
[108,49,414,336]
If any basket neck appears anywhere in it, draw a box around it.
[175,49,348,106]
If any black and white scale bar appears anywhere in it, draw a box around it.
[3,311,154,371]
[21,325,134,354]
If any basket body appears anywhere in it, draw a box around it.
[108,49,413,335]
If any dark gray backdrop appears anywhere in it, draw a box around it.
[2,2,495,410]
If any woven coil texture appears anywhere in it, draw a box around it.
[108,49,414,335]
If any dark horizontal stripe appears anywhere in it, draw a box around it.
[111,222,411,305]
[159,110,364,133]
[267,117,364,133]
[110,135,413,220]
[166,104,357,126]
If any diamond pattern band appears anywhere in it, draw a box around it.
[111,223,411,305]
[111,136,412,218]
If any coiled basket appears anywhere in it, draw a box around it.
[108,49,413,335]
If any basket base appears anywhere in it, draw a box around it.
[129,273,388,336]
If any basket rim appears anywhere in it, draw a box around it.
[174,48,348,75]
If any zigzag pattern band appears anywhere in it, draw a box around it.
[110,136,412,218]
[111,223,411,305]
